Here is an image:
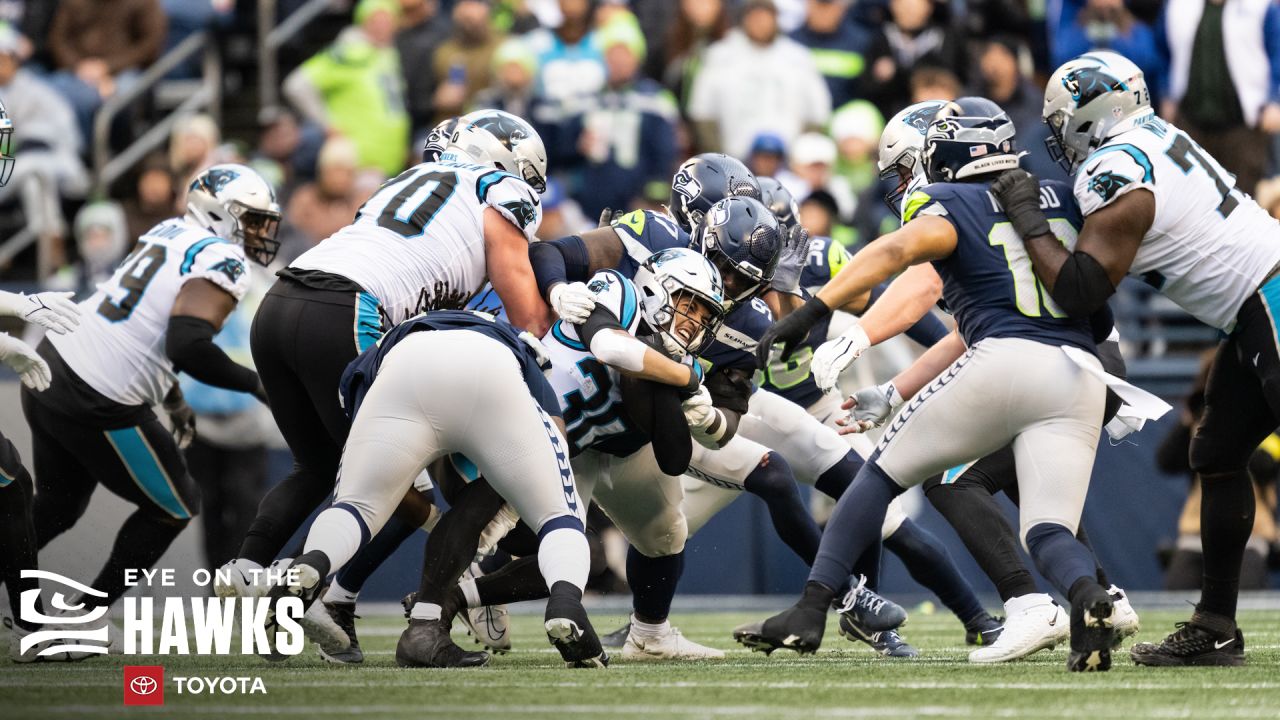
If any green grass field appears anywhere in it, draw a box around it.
[3,608,1279,719]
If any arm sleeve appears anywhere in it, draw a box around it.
[165,316,260,393]
[529,235,591,297]
[479,172,543,241]
[181,241,251,302]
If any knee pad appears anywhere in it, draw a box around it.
[743,452,796,499]
[631,509,688,558]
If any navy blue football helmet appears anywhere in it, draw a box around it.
[922,97,1020,183]
[692,196,783,304]
[669,153,761,232]
[757,176,805,247]
[422,116,461,163]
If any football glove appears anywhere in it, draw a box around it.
[990,169,1051,240]
[682,385,727,448]
[837,382,904,434]
[0,333,51,391]
[549,282,596,324]
[163,391,197,450]
[0,290,81,335]
[770,225,810,296]
[811,324,870,393]
[598,207,623,228]
[755,295,830,368]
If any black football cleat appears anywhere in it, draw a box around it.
[965,614,1005,646]
[1130,611,1245,667]
[601,622,631,649]
[1066,593,1114,672]
[318,601,364,664]
[395,619,489,668]
[544,581,607,668]
[733,603,827,656]
[400,591,417,618]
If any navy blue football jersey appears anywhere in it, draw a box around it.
[609,209,690,277]
[902,179,1094,352]
[339,310,559,421]
[703,296,773,375]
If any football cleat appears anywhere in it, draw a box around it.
[1066,590,1114,672]
[395,618,489,668]
[317,601,364,664]
[262,560,349,659]
[601,622,631,649]
[213,558,267,599]
[623,623,725,661]
[5,616,97,663]
[845,627,919,658]
[1130,611,1244,667]
[457,563,511,653]
[400,591,417,618]
[969,594,1068,663]
[544,589,607,668]
[835,577,907,638]
[965,614,1004,646]
[733,604,826,656]
[1107,585,1140,646]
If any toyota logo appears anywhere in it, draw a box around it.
[130,677,158,696]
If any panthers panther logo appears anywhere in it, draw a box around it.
[902,104,941,134]
[211,258,246,284]
[1087,170,1132,202]
[1063,68,1128,107]
[190,167,240,196]
[500,199,538,229]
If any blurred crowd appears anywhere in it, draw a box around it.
[0,0,1278,581]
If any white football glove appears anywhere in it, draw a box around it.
[0,291,81,335]
[549,282,596,324]
[0,334,51,391]
[811,324,871,393]
[836,381,904,434]
[683,385,727,448]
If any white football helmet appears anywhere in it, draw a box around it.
[877,100,947,211]
[185,163,282,265]
[1043,50,1150,172]
[444,109,548,193]
[633,247,728,357]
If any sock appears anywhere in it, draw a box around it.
[89,510,189,606]
[1197,470,1254,619]
[627,547,684,623]
[459,575,481,608]
[743,452,821,564]
[302,504,369,576]
[1073,524,1111,589]
[323,581,359,605]
[475,556,550,606]
[478,550,510,575]
[334,513,418,594]
[1024,523,1097,599]
[0,462,42,630]
[814,450,862,499]
[237,467,336,566]
[416,480,505,605]
[809,462,901,591]
[410,602,442,621]
[850,544,881,590]
[537,521,590,592]
[885,518,987,625]
[290,550,332,588]
[630,614,670,639]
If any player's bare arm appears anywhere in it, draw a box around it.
[486,207,553,337]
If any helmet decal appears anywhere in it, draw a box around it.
[1062,68,1128,108]
[902,105,938,134]
[672,168,701,201]
[192,167,242,196]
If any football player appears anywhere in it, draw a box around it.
[735,98,1119,672]
[990,51,1280,667]
[20,164,276,621]
[217,110,552,618]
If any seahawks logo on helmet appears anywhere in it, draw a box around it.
[672,169,702,201]
[500,199,538,228]
[190,168,241,196]
[1087,170,1132,202]
[1062,68,1129,107]
[211,258,246,284]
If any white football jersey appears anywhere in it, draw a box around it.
[290,160,543,325]
[544,269,643,456]
[51,218,251,407]
[1076,116,1280,330]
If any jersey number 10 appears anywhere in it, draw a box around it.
[988,219,1078,319]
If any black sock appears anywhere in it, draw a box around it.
[292,550,332,584]
[0,464,42,631]
[416,480,505,605]
[627,548,683,623]
[743,452,820,564]
[335,513,419,593]
[851,543,881,590]
[809,461,900,591]
[473,555,550,606]
[885,518,987,625]
[814,450,862,499]
[1074,524,1111,588]
[1024,522,1096,600]
[90,510,189,606]
[1197,470,1254,619]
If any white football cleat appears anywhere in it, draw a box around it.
[1108,585,1140,645]
[214,558,267,599]
[969,593,1069,663]
[622,622,725,661]
[457,563,511,653]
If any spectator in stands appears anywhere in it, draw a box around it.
[830,100,895,244]
[396,0,451,136]
[46,0,167,148]
[792,0,875,109]
[59,201,130,293]
[687,0,831,157]
[169,113,220,186]
[1,0,59,69]
[123,156,176,242]
[785,132,857,245]
[663,0,730,115]
[973,35,1066,182]
[249,106,324,201]
[0,23,88,274]
[909,65,961,103]
[864,0,966,119]
[161,0,235,79]
[1050,0,1164,107]
[526,0,606,107]
[431,0,503,124]
[284,0,409,177]
[537,178,590,240]
[564,14,678,221]
[1160,0,1280,196]
[799,188,839,239]
[284,137,364,251]
[747,132,788,179]
[471,37,540,119]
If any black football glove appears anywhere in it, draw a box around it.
[163,390,197,450]
[990,169,1051,240]
[597,207,623,228]
[755,295,830,368]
